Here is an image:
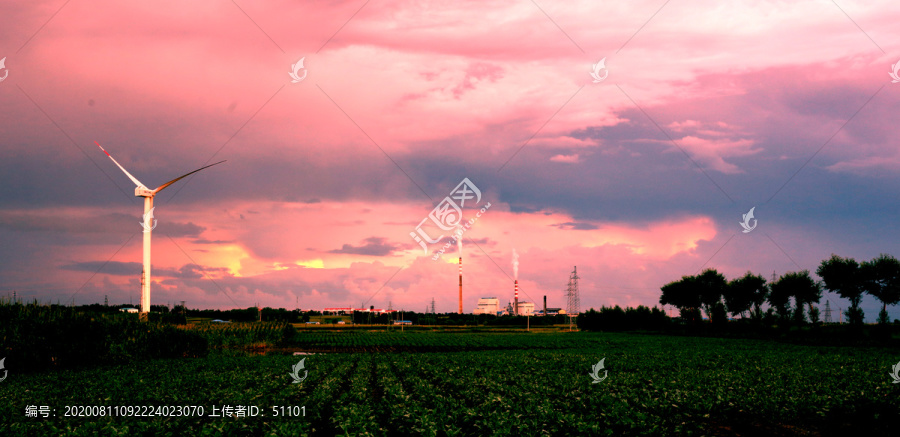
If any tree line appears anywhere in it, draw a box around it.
[659,253,900,325]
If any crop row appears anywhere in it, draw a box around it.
[289,331,596,351]
[186,322,295,348]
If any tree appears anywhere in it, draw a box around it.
[696,269,728,323]
[660,269,727,323]
[817,254,865,325]
[660,275,701,315]
[786,270,822,324]
[768,274,794,322]
[726,272,768,319]
[860,254,900,324]
[769,271,819,323]
[808,305,821,325]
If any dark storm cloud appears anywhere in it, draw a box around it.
[329,237,400,256]
[62,261,227,279]
[0,210,203,238]
[553,222,599,230]
[62,261,142,276]
[192,238,233,245]
[0,212,136,233]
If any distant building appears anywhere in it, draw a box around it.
[118,307,138,313]
[503,301,535,316]
[324,307,396,314]
[473,298,500,315]
[535,307,563,316]
[518,302,535,316]
[323,308,353,315]
[393,320,412,325]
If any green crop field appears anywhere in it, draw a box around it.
[3,332,898,436]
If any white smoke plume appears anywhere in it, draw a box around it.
[512,248,519,280]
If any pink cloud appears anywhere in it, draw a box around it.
[671,136,760,174]
[550,154,580,163]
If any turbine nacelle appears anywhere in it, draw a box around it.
[135,187,155,197]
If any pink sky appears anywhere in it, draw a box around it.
[1,0,899,319]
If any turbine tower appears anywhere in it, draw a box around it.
[98,142,224,319]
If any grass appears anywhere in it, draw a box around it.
[2,332,898,436]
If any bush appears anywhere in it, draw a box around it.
[577,305,670,331]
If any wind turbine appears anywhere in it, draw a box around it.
[97,142,225,319]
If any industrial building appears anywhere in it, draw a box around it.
[323,307,397,315]
[505,300,535,316]
[518,301,535,316]
[535,308,564,316]
[473,298,500,315]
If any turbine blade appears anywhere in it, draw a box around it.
[96,142,148,189]
[152,160,226,194]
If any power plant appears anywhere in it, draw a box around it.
[504,279,535,316]
[514,279,519,316]
[466,250,565,317]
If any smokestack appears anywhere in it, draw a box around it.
[458,256,463,314]
[514,280,519,316]
[544,295,547,316]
